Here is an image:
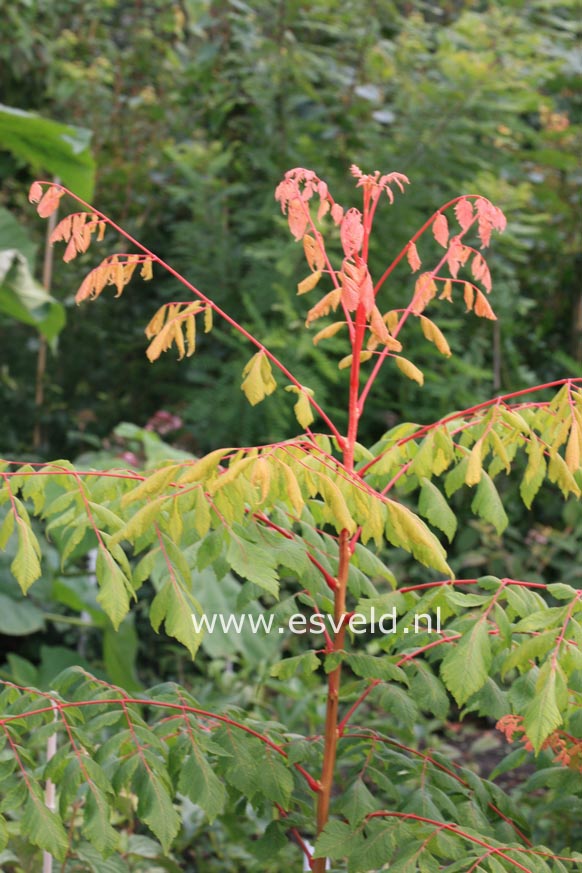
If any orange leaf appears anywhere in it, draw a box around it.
[463,282,475,312]
[306,289,342,325]
[303,234,325,272]
[340,208,363,257]
[454,198,474,231]
[407,242,421,272]
[28,181,43,203]
[474,289,496,320]
[288,198,308,241]
[433,213,449,248]
[37,186,64,218]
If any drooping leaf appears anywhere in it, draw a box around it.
[385,499,451,576]
[241,352,277,406]
[418,478,457,542]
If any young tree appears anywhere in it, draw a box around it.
[0,167,581,870]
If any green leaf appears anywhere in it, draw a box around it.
[337,778,382,824]
[385,499,451,576]
[520,439,546,508]
[345,653,407,684]
[314,820,355,860]
[74,845,128,873]
[22,789,68,861]
[0,248,66,341]
[134,766,180,853]
[410,662,450,719]
[150,579,204,659]
[214,727,262,800]
[0,593,44,635]
[285,385,315,429]
[348,822,397,872]
[418,478,457,542]
[270,650,320,679]
[375,683,419,729]
[82,766,119,857]
[250,820,288,862]
[0,103,95,199]
[523,662,565,753]
[179,749,227,821]
[95,546,132,630]
[226,535,279,597]
[10,518,42,593]
[441,620,492,705]
[470,472,508,535]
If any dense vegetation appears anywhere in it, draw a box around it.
[0,1,581,870]
[1,0,580,456]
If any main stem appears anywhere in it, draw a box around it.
[312,299,366,872]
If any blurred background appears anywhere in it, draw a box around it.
[0,0,580,461]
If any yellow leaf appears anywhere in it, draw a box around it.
[312,321,345,345]
[565,422,580,472]
[172,322,185,360]
[186,314,196,357]
[140,259,153,280]
[280,463,304,515]
[489,429,510,473]
[419,315,451,357]
[298,271,322,295]
[303,234,325,271]
[439,279,453,301]
[207,456,255,495]
[338,350,372,370]
[122,464,180,506]
[145,307,166,339]
[241,352,277,406]
[306,288,342,325]
[146,323,174,362]
[178,448,232,485]
[250,458,272,504]
[465,439,483,486]
[394,355,424,385]
[383,310,400,333]
[317,474,356,534]
[474,289,497,320]
[463,282,475,312]
[204,306,213,333]
[294,392,315,429]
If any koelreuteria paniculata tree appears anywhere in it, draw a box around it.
[0,167,581,870]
